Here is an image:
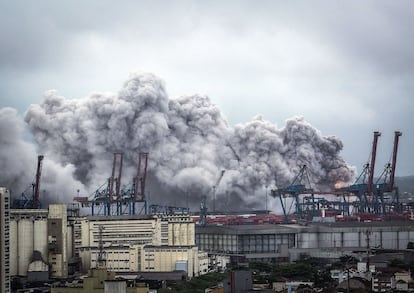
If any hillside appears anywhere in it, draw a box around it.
[395,175,414,195]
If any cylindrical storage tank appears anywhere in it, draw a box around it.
[9,219,18,276]
[104,280,126,293]
[34,219,48,261]
[66,225,73,260]
[18,218,34,276]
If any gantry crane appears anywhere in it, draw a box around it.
[90,152,124,216]
[13,155,44,209]
[345,131,381,213]
[271,164,313,223]
[198,170,225,226]
[268,131,402,221]
[126,152,149,215]
[74,152,149,216]
[373,131,402,214]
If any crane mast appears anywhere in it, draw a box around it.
[367,131,381,194]
[75,152,151,216]
[33,155,44,209]
[134,152,148,202]
[212,170,225,212]
[109,152,123,203]
[389,131,402,191]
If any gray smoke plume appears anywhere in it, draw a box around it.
[0,108,36,191]
[0,108,87,203]
[3,72,355,210]
[227,116,354,192]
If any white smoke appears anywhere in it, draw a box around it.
[1,72,355,210]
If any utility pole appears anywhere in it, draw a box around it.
[366,229,371,274]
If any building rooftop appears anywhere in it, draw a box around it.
[196,224,298,234]
[196,220,414,234]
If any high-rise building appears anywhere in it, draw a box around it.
[0,187,11,293]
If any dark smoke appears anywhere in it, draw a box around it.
[1,72,355,210]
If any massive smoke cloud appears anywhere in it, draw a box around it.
[0,108,87,204]
[1,72,355,211]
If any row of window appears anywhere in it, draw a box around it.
[146,248,188,253]
[196,233,295,253]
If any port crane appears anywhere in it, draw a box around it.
[342,131,403,215]
[119,152,149,215]
[198,170,226,226]
[74,152,149,216]
[344,131,381,213]
[271,164,313,223]
[269,131,404,221]
[13,155,44,209]
[373,131,402,214]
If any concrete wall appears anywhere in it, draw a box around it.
[197,222,414,264]
[141,246,197,277]
[296,224,414,250]
[48,204,68,278]
[10,209,49,276]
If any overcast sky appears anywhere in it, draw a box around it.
[0,0,413,176]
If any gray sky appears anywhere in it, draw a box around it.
[1,0,413,176]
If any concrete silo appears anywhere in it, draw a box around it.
[17,218,34,276]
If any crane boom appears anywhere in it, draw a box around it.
[389,131,402,191]
[33,155,44,208]
[134,152,149,202]
[212,170,225,212]
[109,152,123,202]
[367,131,381,194]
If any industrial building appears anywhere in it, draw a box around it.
[9,205,208,281]
[75,213,208,277]
[8,201,414,281]
[4,131,412,291]
[196,224,294,264]
[0,187,11,293]
[196,220,414,266]
[10,205,68,279]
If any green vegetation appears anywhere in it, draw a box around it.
[249,258,327,283]
[160,257,336,292]
[158,272,229,293]
[250,258,335,292]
